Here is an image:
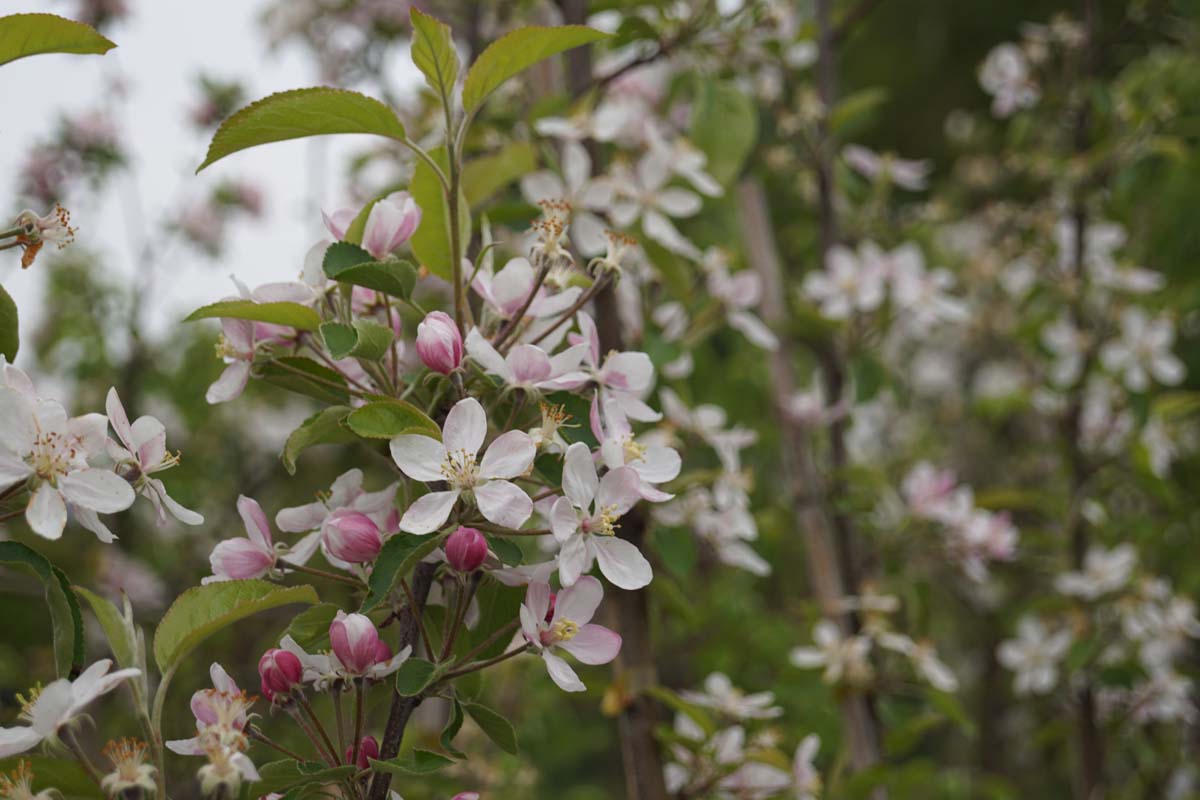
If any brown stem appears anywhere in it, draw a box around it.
[366,561,437,800]
[736,178,883,781]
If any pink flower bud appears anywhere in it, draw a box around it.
[345,736,379,769]
[329,611,384,675]
[258,648,304,697]
[445,526,488,572]
[208,538,275,581]
[416,311,463,375]
[323,510,383,564]
[362,191,421,260]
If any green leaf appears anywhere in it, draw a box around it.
[323,241,374,274]
[322,317,396,361]
[73,586,135,669]
[153,580,318,672]
[0,13,115,66]
[283,603,340,651]
[439,698,466,758]
[320,322,357,360]
[410,145,470,282]
[830,87,888,137]
[485,535,523,566]
[360,533,446,612]
[462,701,519,754]
[395,657,440,696]
[409,8,459,101]
[461,25,610,113]
[0,756,102,800]
[197,88,406,172]
[346,400,441,440]
[282,406,356,475]
[254,760,357,795]
[645,686,717,737]
[0,284,17,361]
[690,79,758,185]
[185,300,322,332]
[369,751,454,776]
[0,542,84,677]
[463,142,537,207]
[260,356,351,405]
[326,258,417,300]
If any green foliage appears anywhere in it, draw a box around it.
[410,145,470,281]
[395,656,440,696]
[152,580,318,672]
[463,700,520,754]
[73,586,137,671]
[0,284,17,360]
[260,356,351,405]
[360,532,446,612]
[0,756,101,800]
[369,750,455,776]
[323,251,418,299]
[409,8,459,102]
[283,603,340,651]
[464,142,538,207]
[462,25,611,113]
[345,399,441,440]
[185,299,322,331]
[0,13,114,66]
[319,319,394,361]
[281,406,356,474]
[0,542,84,677]
[197,88,406,172]
[690,79,758,185]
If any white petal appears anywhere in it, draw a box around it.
[59,469,135,514]
[465,329,515,383]
[562,442,599,509]
[399,490,460,535]
[655,188,702,218]
[554,575,603,626]
[543,651,586,692]
[556,533,590,587]
[596,466,642,516]
[478,431,535,480]
[206,362,251,404]
[592,536,653,590]
[550,497,582,542]
[474,480,533,529]
[443,397,487,457]
[0,387,36,454]
[27,485,67,540]
[0,449,32,491]
[559,624,621,665]
[389,435,447,482]
[0,726,42,758]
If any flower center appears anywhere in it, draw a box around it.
[0,760,37,800]
[28,427,76,482]
[102,738,150,782]
[548,619,579,644]
[440,449,479,489]
[622,436,646,463]
[583,505,620,536]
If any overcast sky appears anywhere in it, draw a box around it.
[1,0,421,347]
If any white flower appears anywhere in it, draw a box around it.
[609,150,703,258]
[464,329,589,393]
[701,249,778,350]
[978,43,1039,117]
[997,617,1072,695]
[519,577,622,692]
[390,398,535,534]
[520,141,614,256]
[1099,308,1185,392]
[790,620,872,685]
[0,388,134,541]
[843,144,931,191]
[105,388,202,526]
[0,661,141,757]
[792,734,822,799]
[889,247,968,332]
[471,256,582,322]
[801,245,885,320]
[680,673,782,720]
[1055,544,1137,600]
[646,124,722,197]
[550,442,652,590]
[1041,314,1089,388]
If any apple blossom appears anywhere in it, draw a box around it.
[997,617,1073,696]
[609,150,703,258]
[258,648,304,700]
[520,140,614,256]
[0,661,141,758]
[519,578,622,692]
[843,144,931,191]
[801,244,885,320]
[416,311,464,375]
[573,312,660,424]
[204,496,279,582]
[166,663,253,756]
[329,611,411,679]
[551,442,652,590]
[205,316,256,404]
[1055,544,1137,601]
[792,735,822,800]
[275,468,398,542]
[0,387,135,541]
[1099,307,1185,392]
[105,387,203,526]
[389,397,535,534]
[464,329,589,393]
[680,672,782,721]
[359,191,421,260]
[789,620,873,685]
[471,256,581,321]
[100,738,157,797]
[321,509,383,564]
[445,525,488,572]
[978,43,1039,117]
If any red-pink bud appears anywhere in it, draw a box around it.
[445,526,488,572]
[258,648,304,697]
[416,311,463,375]
[323,509,383,564]
[330,611,384,675]
[346,736,379,769]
